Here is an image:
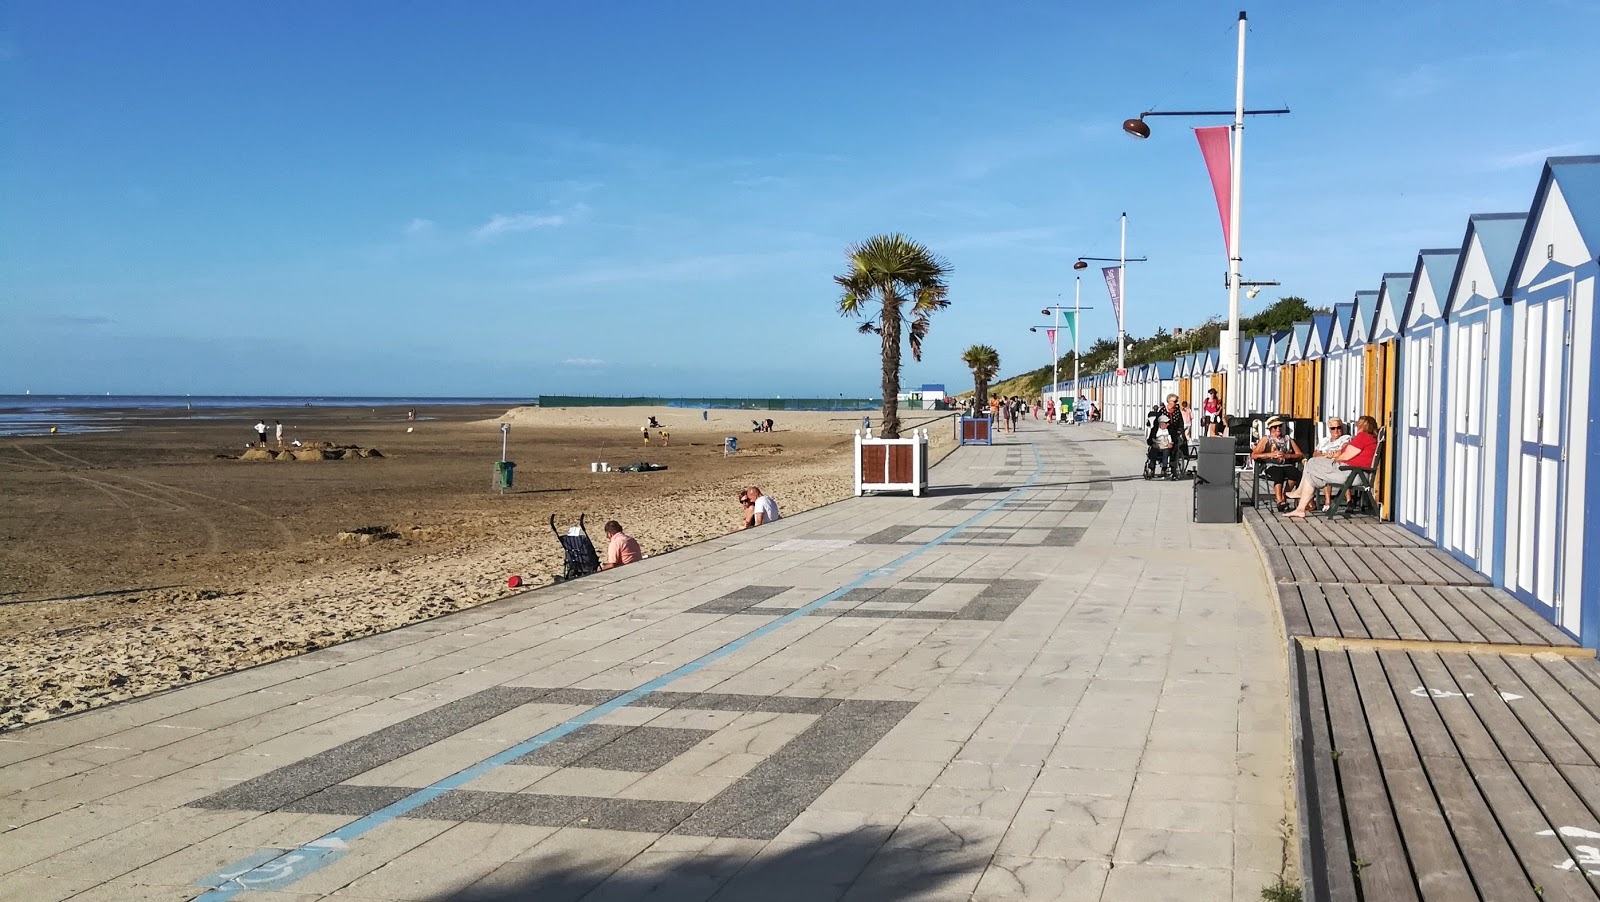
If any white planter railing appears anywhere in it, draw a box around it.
[854,428,930,497]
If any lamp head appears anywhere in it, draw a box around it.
[1040,308,1051,316]
[1072,260,1089,271]
[1122,117,1151,139]
[1029,326,1039,333]
[1247,287,1262,299]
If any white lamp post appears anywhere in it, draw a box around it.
[1042,281,1094,423]
[1074,217,1147,433]
[1122,10,1289,420]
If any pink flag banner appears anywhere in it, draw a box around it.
[1045,328,1057,351]
[1102,267,1123,327]
[1194,126,1232,253]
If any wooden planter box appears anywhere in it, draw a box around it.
[855,429,930,497]
[959,415,992,445]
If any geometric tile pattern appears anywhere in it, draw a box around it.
[687,578,1043,622]
[188,690,914,841]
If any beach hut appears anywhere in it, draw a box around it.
[1365,275,1409,518]
[1440,213,1528,578]
[1344,291,1376,422]
[1245,334,1271,415]
[1500,156,1600,643]
[1283,321,1314,421]
[1153,359,1177,409]
[1395,248,1462,540]
[1266,329,1291,415]
[1306,312,1333,428]
[1323,303,1355,425]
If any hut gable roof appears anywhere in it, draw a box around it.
[1509,156,1600,293]
[1286,322,1312,363]
[1329,302,1355,352]
[1401,248,1462,332]
[1349,292,1378,347]
[1371,274,1411,341]
[1247,334,1271,367]
[1442,214,1527,320]
[1307,313,1333,359]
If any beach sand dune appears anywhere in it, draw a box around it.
[0,403,954,729]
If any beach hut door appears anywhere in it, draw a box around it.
[1402,333,1436,532]
[1512,295,1570,620]
[1448,318,1488,565]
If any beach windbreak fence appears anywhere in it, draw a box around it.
[536,396,884,411]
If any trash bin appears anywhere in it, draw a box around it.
[494,460,515,490]
[724,436,738,454]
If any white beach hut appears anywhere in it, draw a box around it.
[1440,213,1527,578]
[1245,334,1271,415]
[1500,156,1600,644]
[1324,303,1355,424]
[1345,291,1376,421]
[1395,248,1462,540]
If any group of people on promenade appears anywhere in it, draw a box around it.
[1250,414,1380,515]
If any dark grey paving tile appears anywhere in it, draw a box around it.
[685,585,793,615]
[441,790,601,827]
[513,724,633,767]
[577,726,714,771]
[642,692,840,715]
[857,525,918,545]
[280,783,415,816]
[1042,527,1086,547]
[407,788,505,821]
[580,796,703,832]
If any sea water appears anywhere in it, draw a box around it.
[0,395,535,437]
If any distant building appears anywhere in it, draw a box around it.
[897,383,949,409]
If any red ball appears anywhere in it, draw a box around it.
[507,575,522,588]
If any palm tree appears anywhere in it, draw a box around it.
[961,345,1001,410]
[835,234,951,438]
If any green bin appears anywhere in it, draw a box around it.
[494,460,515,490]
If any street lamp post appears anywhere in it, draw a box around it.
[1042,282,1094,424]
[1121,10,1289,420]
[1074,222,1148,433]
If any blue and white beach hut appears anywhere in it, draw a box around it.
[1245,334,1271,415]
[1345,291,1376,420]
[1395,249,1462,540]
[1267,329,1292,414]
[1306,312,1333,429]
[1324,303,1356,424]
[1501,156,1600,643]
[1440,213,1527,577]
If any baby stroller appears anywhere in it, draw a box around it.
[550,514,601,581]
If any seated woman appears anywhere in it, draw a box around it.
[1251,417,1304,511]
[1283,415,1379,519]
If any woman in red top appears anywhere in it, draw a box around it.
[1202,388,1223,436]
[1283,415,1378,519]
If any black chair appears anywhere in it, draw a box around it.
[550,514,601,580]
[1325,428,1386,518]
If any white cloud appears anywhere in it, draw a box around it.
[473,212,567,240]
[561,358,606,367]
[404,217,436,236]
[1483,143,1591,172]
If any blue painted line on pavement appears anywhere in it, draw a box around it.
[195,441,1045,898]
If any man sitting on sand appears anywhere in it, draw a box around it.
[601,520,641,570]
[741,487,780,527]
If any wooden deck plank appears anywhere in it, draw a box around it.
[1319,649,1423,901]
[1264,548,1297,583]
[1473,655,1592,766]
[1480,591,1579,647]
[1457,587,1562,646]
[1301,584,1342,639]
[1410,653,1502,761]
[1378,547,1443,586]
[1386,585,1458,644]
[1440,587,1520,646]
[1300,648,1361,901]
[1407,586,1479,644]
[1397,547,1467,587]
[1464,756,1600,902]
[1278,584,1314,637]
[1538,660,1600,726]
[1444,655,1550,764]
[1504,657,1600,767]
[1346,650,1476,900]
[1325,585,1373,640]
[1347,585,1401,640]
[1363,585,1428,642]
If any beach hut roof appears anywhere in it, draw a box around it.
[1269,329,1292,364]
[919,383,946,393]
[1349,291,1377,347]
[1247,334,1271,367]
[1329,302,1355,352]
[1286,321,1312,362]
[1152,360,1176,379]
[1401,248,1463,332]
[1507,155,1600,293]
[1443,213,1529,320]
[1371,273,1411,341]
[1204,348,1219,371]
[1307,313,1334,359]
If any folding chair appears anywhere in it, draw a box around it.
[1325,428,1386,518]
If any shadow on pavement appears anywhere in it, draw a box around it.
[440,825,990,901]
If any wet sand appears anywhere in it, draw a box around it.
[0,404,956,729]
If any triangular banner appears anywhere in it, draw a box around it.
[1194,126,1232,253]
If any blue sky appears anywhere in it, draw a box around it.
[3,0,1597,397]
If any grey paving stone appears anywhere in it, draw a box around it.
[279,783,414,816]
[685,585,793,615]
[577,726,716,772]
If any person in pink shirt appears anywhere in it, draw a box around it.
[601,520,642,569]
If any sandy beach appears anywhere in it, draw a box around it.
[0,404,956,730]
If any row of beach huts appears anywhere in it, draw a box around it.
[1053,156,1600,647]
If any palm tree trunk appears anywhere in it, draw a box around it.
[973,373,987,410]
[880,296,902,439]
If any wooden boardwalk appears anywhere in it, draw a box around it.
[1245,508,1600,901]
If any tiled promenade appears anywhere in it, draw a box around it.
[0,422,1292,901]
